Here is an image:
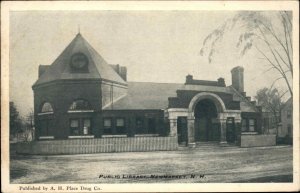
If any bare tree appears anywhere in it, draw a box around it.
[200,11,293,96]
[24,109,35,141]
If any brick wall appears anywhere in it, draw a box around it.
[33,80,102,139]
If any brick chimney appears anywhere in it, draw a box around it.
[231,66,244,93]
[217,77,226,87]
[186,74,193,84]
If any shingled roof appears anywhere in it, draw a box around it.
[103,82,259,112]
[33,33,127,87]
[103,82,183,110]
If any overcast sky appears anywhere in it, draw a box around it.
[9,11,290,116]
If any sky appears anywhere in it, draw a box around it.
[9,11,291,117]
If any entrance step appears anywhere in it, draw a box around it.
[196,142,219,146]
[195,141,236,149]
[178,142,238,150]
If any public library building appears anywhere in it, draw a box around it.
[18,33,276,154]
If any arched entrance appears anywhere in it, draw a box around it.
[187,92,227,145]
[194,99,220,141]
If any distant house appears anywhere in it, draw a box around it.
[278,98,293,144]
[261,110,280,135]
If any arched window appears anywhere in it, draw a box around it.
[69,99,92,111]
[41,102,53,113]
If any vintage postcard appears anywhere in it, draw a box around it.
[1,1,299,192]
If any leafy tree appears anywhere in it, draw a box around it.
[200,11,293,96]
[9,102,23,138]
[255,87,284,135]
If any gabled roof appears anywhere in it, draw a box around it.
[33,33,127,87]
[228,86,258,112]
[282,97,293,110]
[103,82,259,112]
[103,82,183,110]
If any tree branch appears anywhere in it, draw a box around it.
[255,45,293,96]
[270,77,284,90]
[258,19,293,70]
[281,12,293,69]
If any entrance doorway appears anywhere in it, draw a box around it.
[177,117,188,144]
[226,117,236,143]
[194,99,220,141]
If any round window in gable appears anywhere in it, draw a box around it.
[70,52,89,72]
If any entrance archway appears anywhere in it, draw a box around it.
[187,92,227,145]
[194,99,220,141]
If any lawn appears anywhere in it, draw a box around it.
[10,145,293,183]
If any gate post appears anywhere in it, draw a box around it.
[169,119,177,137]
[218,113,228,146]
[187,116,196,147]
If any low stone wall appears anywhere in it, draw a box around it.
[240,134,276,147]
[15,136,178,155]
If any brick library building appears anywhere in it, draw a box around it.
[17,33,276,154]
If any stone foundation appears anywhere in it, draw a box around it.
[240,134,276,147]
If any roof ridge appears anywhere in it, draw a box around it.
[81,36,103,79]
[228,85,258,110]
[128,81,183,85]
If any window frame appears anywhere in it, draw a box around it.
[103,117,113,134]
[70,119,80,135]
[115,117,126,134]
[248,119,256,132]
[147,118,157,134]
[68,99,94,113]
[38,102,54,115]
[241,118,257,133]
[39,119,54,136]
[83,118,91,135]
[135,117,145,134]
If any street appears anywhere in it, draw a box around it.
[10,145,293,183]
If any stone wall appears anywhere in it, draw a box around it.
[240,134,276,147]
[15,136,178,155]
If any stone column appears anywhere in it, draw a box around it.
[219,118,227,145]
[187,116,196,147]
[169,119,177,137]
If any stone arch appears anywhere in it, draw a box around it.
[188,92,226,117]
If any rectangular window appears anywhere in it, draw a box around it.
[241,119,247,132]
[249,119,255,132]
[83,119,91,135]
[148,118,156,134]
[40,119,52,136]
[116,118,125,127]
[136,117,144,133]
[70,119,80,135]
[103,118,112,134]
[116,118,126,134]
